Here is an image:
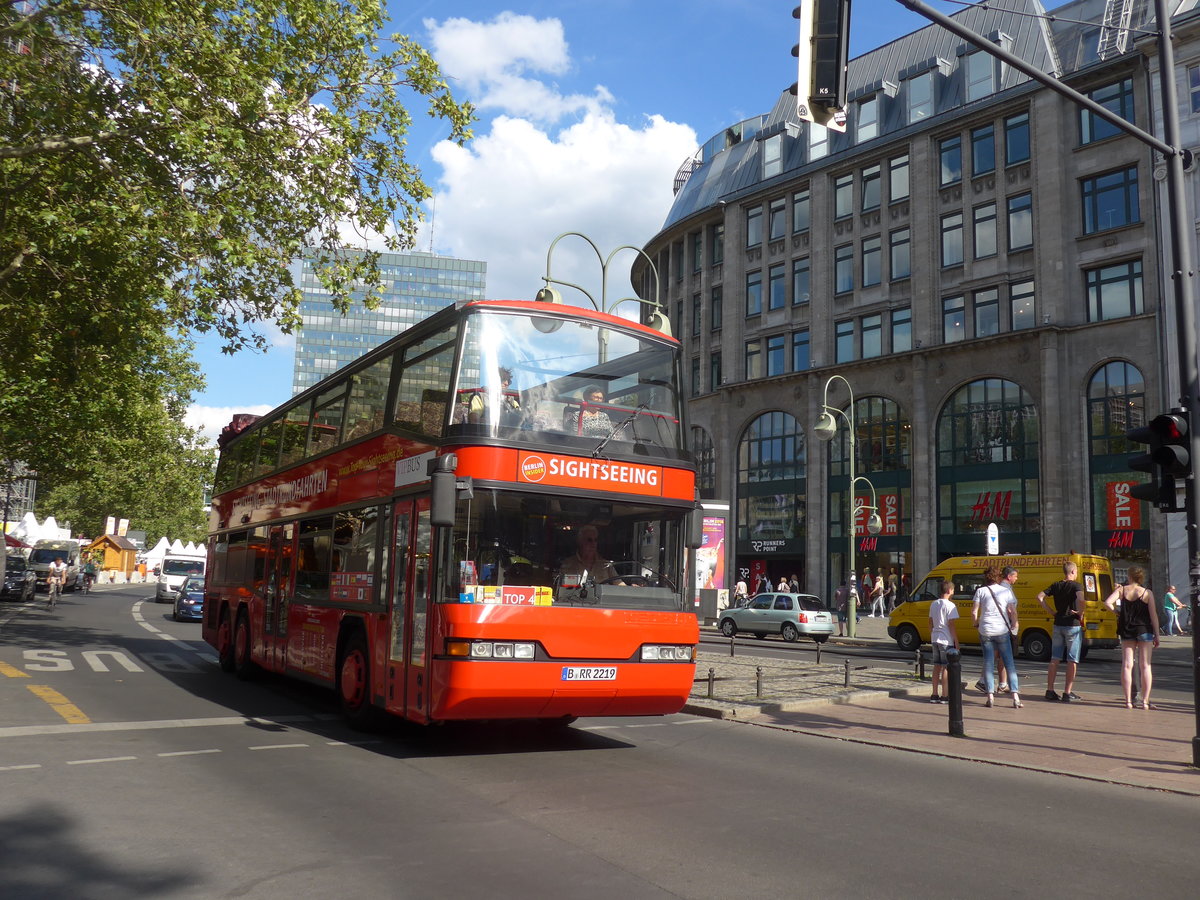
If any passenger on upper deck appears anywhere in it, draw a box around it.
[461,366,522,427]
[568,385,613,437]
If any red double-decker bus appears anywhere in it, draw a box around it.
[204,299,700,727]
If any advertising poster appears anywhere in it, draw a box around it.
[696,516,726,591]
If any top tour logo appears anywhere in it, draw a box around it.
[520,455,547,482]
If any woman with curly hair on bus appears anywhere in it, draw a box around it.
[1104,566,1160,709]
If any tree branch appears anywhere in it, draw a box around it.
[0,131,127,160]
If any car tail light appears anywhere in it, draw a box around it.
[797,613,808,623]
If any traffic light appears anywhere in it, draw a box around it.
[1127,410,1190,512]
[791,0,851,131]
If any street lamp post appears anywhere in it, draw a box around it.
[815,375,881,638]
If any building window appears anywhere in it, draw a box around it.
[1007,193,1033,249]
[745,270,762,317]
[862,314,882,359]
[908,71,933,123]
[711,285,723,331]
[744,339,762,380]
[836,320,855,363]
[890,153,910,201]
[1088,361,1146,457]
[1005,112,1030,164]
[1081,78,1134,144]
[973,202,997,258]
[943,295,966,343]
[768,263,787,311]
[939,135,962,186]
[1086,260,1143,322]
[690,232,702,272]
[891,307,912,352]
[974,288,999,336]
[965,51,994,102]
[692,426,716,497]
[709,352,722,391]
[809,123,829,160]
[763,132,784,178]
[862,235,882,287]
[1082,166,1139,233]
[792,329,810,371]
[1010,280,1035,330]
[861,163,881,211]
[941,212,964,267]
[691,293,702,336]
[835,244,854,293]
[769,197,787,240]
[691,357,701,396]
[858,95,879,142]
[834,173,853,218]
[1191,65,1200,114]
[890,227,911,280]
[766,334,786,376]
[971,123,995,175]
[793,188,811,232]
[710,222,724,265]
[736,412,806,546]
[792,257,811,306]
[745,206,762,247]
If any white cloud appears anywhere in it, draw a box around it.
[185,404,274,445]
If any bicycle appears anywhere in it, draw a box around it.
[47,578,62,609]
[82,572,94,595]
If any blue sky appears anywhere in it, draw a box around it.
[186,1,952,441]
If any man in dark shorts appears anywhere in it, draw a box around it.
[1036,561,1085,702]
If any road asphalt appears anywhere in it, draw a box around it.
[688,614,1200,796]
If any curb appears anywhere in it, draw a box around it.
[682,684,925,720]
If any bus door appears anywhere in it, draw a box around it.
[263,524,293,672]
[385,498,433,720]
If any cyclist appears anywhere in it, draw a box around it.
[82,558,97,594]
[46,558,67,609]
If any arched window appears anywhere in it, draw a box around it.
[936,379,1040,555]
[1087,361,1149,555]
[691,425,716,499]
[736,412,806,549]
[828,396,911,476]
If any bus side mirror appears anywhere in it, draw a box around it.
[686,504,703,550]
[430,454,467,527]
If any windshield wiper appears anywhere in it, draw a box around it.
[592,404,649,458]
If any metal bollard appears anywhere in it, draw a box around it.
[947,647,965,737]
[707,667,715,698]
[815,641,822,664]
[729,636,736,657]
[843,658,851,688]
[917,648,926,681]
[756,665,763,698]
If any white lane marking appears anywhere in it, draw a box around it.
[579,717,712,732]
[157,749,222,757]
[0,714,316,739]
[131,600,214,661]
[67,756,138,765]
[326,740,383,746]
[248,743,310,751]
[0,764,42,771]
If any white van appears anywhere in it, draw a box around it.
[156,555,206,602]
[29,540,82,592]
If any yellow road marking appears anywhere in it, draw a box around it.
[25,685,91,724]
[0,661,29,678]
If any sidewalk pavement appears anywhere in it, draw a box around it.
[688,615,1200,796]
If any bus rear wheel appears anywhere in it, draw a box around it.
[338,632,378,731]
[217,610,235,673]
[233,610,258,681]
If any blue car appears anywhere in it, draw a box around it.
[173,576,205,622]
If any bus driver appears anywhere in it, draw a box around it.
[559,524,623,585]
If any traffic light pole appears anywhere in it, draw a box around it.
[899,0,1200,765]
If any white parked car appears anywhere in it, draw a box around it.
[718,593,835,644]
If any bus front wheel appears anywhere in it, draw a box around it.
[338,632,378,731]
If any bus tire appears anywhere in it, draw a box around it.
[1022,629,1051,662]
[217,609,236,673]
[895,624,921,653]
[233,610,258,681]
[338,631,378,731]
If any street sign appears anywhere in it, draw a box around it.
[986,523,999,555]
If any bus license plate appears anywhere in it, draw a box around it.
[561,666,617,681]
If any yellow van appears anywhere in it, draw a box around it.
[887,554,1118,661]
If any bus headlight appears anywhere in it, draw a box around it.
[640,644,694,661]
[446,639,538,659]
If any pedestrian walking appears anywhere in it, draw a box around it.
[1161,585,1185,636]
[1104,567,1160,709]
[972,564,1022,709]
[777,577,790,593]
[928,579,959,704]
[1036,561,1085,702]
[868,569,885,617]
[834,578,849,636]
[734,579,748,608]
[886,567,899,614]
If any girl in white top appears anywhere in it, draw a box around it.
[972,565,1022,709]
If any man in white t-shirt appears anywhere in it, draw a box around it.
[928,579,960,704]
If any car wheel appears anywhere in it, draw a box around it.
[895,624,922,653]
[233,610,258,680]
[719,618,737,637]
[1021,629,1051,662]
[781,622,800,643]
[217,610,235,673]
[338,631,379,731]
[173,610,181,622]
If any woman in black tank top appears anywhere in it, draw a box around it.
[1103,566,1160,709]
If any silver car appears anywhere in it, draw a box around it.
[719,593,836,643]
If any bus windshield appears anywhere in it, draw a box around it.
[451,309,684,456]
[445,488,688,612]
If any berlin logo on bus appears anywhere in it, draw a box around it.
[521,455,547,482]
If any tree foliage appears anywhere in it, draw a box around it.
[0,0,473,498]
